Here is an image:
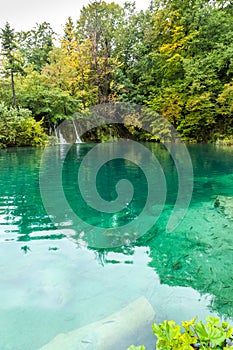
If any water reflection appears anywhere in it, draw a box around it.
[0,144,233,350]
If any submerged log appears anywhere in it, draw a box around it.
[39,296,155,350]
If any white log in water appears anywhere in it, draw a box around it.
[38,296,155,350]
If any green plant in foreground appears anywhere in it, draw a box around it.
[127,317,233,350]
[0,102,48,148]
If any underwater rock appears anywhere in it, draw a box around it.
[38,296,155,350]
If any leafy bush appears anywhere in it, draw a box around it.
[127,317,233,350]
[216,137,233,146]
[0,102,48,148]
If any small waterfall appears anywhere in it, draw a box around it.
[72,119,82,144]
[58,130,68,144]
[109,127,113,141]
[54,126,58,139]
[54,125,65,144]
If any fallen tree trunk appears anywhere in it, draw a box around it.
[39,296,155,350]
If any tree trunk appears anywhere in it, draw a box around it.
[11,70,16,108]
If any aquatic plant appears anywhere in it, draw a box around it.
[127,316,233,349]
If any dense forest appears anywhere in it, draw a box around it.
[0,0,232,147]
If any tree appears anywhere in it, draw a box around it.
[76,1,124,103]
[15,67,81,127]
[18,22,54,72]
[0,22,23,107]
[61,17,76,56]
[115,6,156,103]
[144,0,233,141]
[0,1,233,143]
[61,17,96,107]
[217,81,233,136]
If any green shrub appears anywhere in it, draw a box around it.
[0,102,48,148]
[127,316,233,350]
[216,137,233,146]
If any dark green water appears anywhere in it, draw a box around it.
[0,143,233,350]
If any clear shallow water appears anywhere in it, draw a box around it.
[0,143,233,349]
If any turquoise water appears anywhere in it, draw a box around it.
[0,143,233,349]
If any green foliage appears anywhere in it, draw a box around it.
[0,102,48,148]
[0,22,23,73]
[144,0,233,142]
[17,22,54,72]
[15,68,81,124]
[0,22,24,107]
[127,317,233,350]
[0,22,16,58]
[153,316,233,350]
[216,137,233,146]
[1,0,233,143]
[76,1,125,103]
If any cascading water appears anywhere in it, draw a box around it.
[54,126,58,139]
[72,119,82,144]
[58,130,68,144]
[54,120,82,144]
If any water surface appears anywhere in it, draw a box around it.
[0,143,233,349]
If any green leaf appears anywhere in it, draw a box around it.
[195,321,226,346]
[206,316,220,326]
